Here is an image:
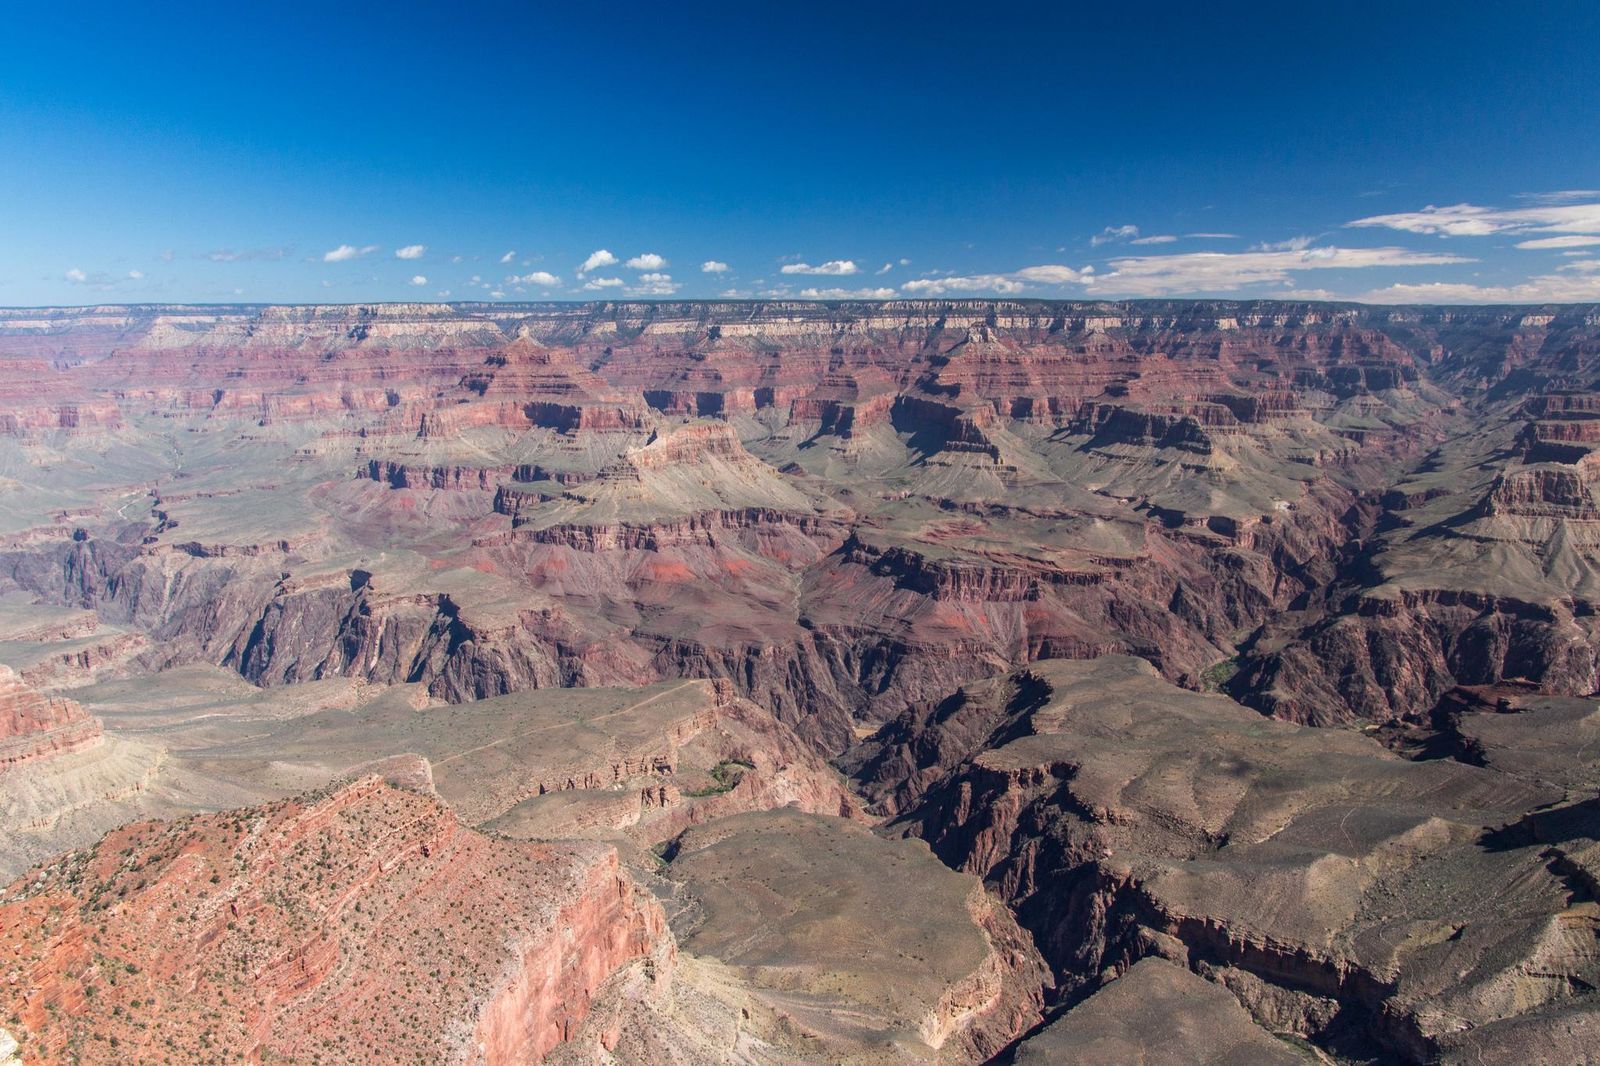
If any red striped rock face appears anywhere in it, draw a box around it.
[0,778,666,1066]
[0,665,101,770]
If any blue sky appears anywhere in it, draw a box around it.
[3,0,1598,305]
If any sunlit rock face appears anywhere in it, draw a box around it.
[0,777,668,1065]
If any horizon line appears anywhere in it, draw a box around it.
[2,297,1599,313]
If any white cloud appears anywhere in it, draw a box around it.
[127,269,143,279]
[1357,272,1600,304]
[876,263,894,274]
[1013,265,1092,284]
[629,272,679,296]
[902,274,1028,296]
[582,276,625,290]
[1085,246,1473,297]
[1129,235,1177,245]
[499,250,516,264]
[409,275,428,286]
[508,271,562,287]
[579,249,619,274]
[323,244,378,262]
[395,244,426,260]
[1349,200,1600,239]
[64,268,87,283]
[1187,232,1239,239]
[626,252,668,270]
[1515,235,1600,250]
[894,263,1092,297]
[701,260,730,273]
[799,286,897,299]
[1091,225,1140,246]
[780,259,859,276]
[489,290,506,299]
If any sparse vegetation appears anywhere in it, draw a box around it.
[1200,657,1239,692]
[683,758,755,797]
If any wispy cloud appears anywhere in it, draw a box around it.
[626,252,668,270]
[1091,224,1140,246]
[409,275,428,285]
[206,247,289,262]
[1086,246,1472,297]
[1186,232,1239,239]
[700,260,729,273]
[1251,236,1316,252]
[1516,190,1600,205]
[799,286,897,299]
[1514,235,1600,250]
[1349,200,1600,239]
[780,259,859,276]
[395,244,426,260]
[582,276,624,290]
[1357,271,1600,304]
[62,266,142,290]
[499,250,516,264]
[323,243,379,262]
[579,249,618,274]
[1129,235,1177,245]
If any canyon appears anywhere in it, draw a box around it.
[1,298,1599,1062]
